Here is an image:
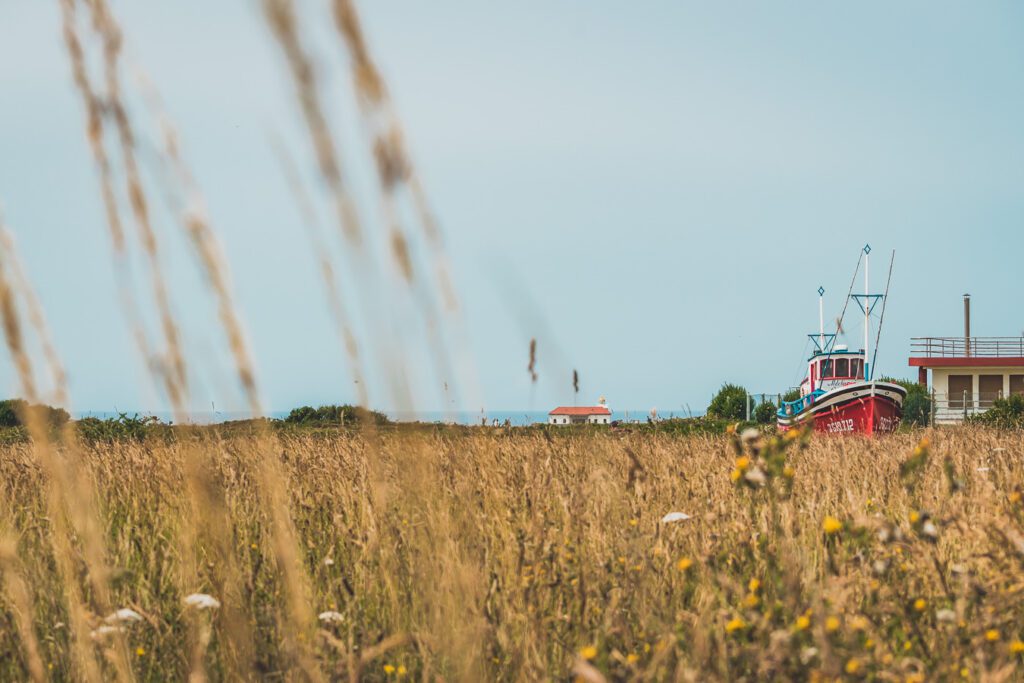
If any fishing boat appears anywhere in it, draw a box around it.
[777,245,906,435]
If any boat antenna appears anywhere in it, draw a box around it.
[818,286,825,350]
[816,248,863,391]
[870,250,895,377]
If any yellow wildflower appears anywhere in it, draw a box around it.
[822,516,843,535]
[735,456,750,471]
[909,510,920,524]
[795,615,811,631]
[677,557,693,571]
[845,658,860,674]
[626,653,639,664]
[383,664,396,674]
[1010,492,1021,504]
[397,665,407,677]
[579,645,598,660]
[743,594,760,608]
[825,616,840,633]
[730,468,742,483]
[1010,640,1024,654]
[864,638,874,648]
[903,641,912,651]
[643,643,651,653]
[135,647,145,656]
[628,518,639,527]
[986,629,1001,642]
[725,617,746,634]
[783,465,795,478]
[748,578,760,593]
[913,598,927,612]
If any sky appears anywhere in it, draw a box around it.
[1,1,1023,416]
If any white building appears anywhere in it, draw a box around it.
[548,405,612,425]
[909,296,1024,423]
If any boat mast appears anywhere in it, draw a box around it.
[850,244,884,384]
[864,244,870,381]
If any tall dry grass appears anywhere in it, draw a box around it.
[1,427,1023,679]
[3,1,1023,681]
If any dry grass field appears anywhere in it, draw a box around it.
[2,425,1023,681]
[4,2,1023,681]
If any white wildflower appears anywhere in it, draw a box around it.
[184,593,221,610]
[104,608,143,625]
[660,512,692,524]
[936,609,956,623]
[323,557,335,566]
[800,647,819,665]
[318,610,344,624]
[743,468,767,487]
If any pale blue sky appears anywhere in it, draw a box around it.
[1,2,1023,415]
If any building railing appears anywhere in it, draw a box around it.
[930,391,1016,424]
[911,337,1024,358]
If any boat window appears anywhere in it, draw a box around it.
[821,360,834,378]
[835,358,849,377]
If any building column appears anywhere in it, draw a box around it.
[918,367,927,386]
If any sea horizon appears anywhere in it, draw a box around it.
[72,408,708,427]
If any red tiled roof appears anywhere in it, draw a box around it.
[549,406,611,416]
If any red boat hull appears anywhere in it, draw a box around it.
[778,382,906,436]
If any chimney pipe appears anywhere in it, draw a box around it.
[964,294,971,357]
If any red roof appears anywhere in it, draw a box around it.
[549,406,611,416]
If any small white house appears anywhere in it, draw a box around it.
[548,406,612,425]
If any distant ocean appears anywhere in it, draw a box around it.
[73,409,704,427]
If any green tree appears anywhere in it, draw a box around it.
[285,404,390,426]
[0,399,70,430]
[969,394,1024,429]
[0,399,24,427]
[707,384,749,420]
[879,378,932,427]
[782,388,802,403]
[754,400,778,425]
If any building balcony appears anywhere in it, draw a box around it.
[911,337,1024,359]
